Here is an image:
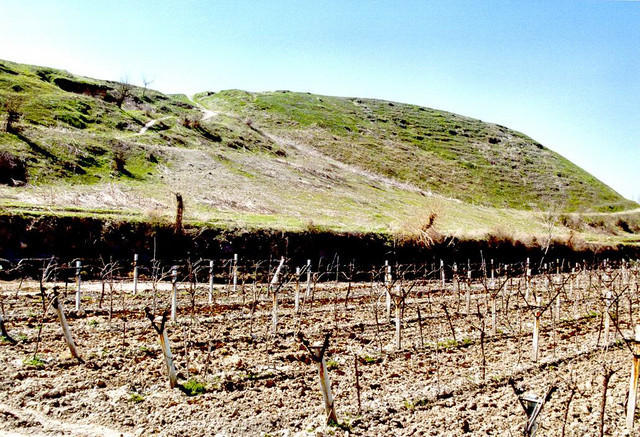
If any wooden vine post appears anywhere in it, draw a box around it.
[453,262,458,294]
[384,261,392,322]
[466,263,472,314]
[491,294,497,336]
[532,296,541,362]
[626,326,640,431]
[170,266,178,322]
[52,289,83,363]
[74,260,82,312]
[305,259,312,298]
[271,257,285,335]
[132,254,139,295]
[298,333,338,425]
[232,254,238,293]
[208,260,214,305]
[525,258,531,301]
[145,308,177,388]
[295,267,301,313]
[394,284,402,350]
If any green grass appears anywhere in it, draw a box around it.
[198,90,636,212]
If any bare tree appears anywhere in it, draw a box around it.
[141,76,153,99]
[115,77,133,108]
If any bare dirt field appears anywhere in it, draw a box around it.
[1,261,639,436]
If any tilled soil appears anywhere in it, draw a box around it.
[0,274,638,436]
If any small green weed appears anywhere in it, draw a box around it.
[361,354,380,364]
[182,378,206,396]
[586,310,599,319]
[23,356,45,368]
[129,392,144,403]
[326,359,339,370]
[437,338,459,349]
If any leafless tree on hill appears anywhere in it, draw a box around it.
[115,77,133,108]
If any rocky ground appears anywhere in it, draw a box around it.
[0,270,638,436]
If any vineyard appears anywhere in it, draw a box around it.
[1,255,639,436]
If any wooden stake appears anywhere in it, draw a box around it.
[627,326,640,431]
[417,305,424,348]
[306,259,312,298]
[299,333,338,424]
[386,288,392,323]
[272,290,279,335]
[491,296,497,336]
[271,257,284,335]
[74,260,81,312]
[532,297,541,362]
[354,354,361,415]
[145,309,177,388]
[132,254,139,295]
[52,293,83,362]
[525,258,531,301]
[208,260,214,305]
[466,268,472,315]
[395,288,402,350]
[232,254,238,293]
[170,266,178,322]
[295,267,301,313]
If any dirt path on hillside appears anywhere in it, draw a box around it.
[188,95,220,121]
[137,116,172,135]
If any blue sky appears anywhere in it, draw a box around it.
[1,0,638,201]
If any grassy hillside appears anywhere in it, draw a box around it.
[0,59,637,245]
[196,90,634,212]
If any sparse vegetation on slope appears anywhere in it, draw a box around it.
[196,90,635,212]
[0,59,637,244]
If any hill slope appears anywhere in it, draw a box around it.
[0,59,637,243]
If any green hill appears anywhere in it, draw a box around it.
[0,59,637,244]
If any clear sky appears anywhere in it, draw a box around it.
[1,0,638,201]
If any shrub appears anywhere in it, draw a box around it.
[2,96,23,132]
[394,211,443,247]
[559,214,584,231]
[485,227,516,247]
[110,141,130,175]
